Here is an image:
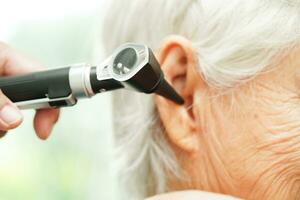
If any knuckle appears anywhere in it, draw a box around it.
[8,120,22,129]
[0,124,9,131]
[0,118,22,130]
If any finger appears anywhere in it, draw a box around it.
[34,108,60,140]
[0,42,43,76]
[0,90,23,131]
[0,42,61,138]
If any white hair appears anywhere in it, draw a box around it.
[102,0,300,199]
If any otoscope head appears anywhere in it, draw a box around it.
[109,44,184,105]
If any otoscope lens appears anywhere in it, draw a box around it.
[113,48,137,75]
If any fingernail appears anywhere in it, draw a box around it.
[0,104,22,126]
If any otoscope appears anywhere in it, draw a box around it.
[0,43,184,109]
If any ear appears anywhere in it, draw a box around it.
[155,35,205,153]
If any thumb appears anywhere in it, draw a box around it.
[0,90,23,130]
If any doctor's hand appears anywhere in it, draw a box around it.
[0,42,59,139]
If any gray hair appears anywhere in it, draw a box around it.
[102,0,300,199]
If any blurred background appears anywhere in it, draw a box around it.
[0,0,118,199]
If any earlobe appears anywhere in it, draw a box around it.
[155,35,203,153]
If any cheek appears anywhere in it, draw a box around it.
[198,92,300,185]
[228,103,300,186]
[254,101,300,156]
[196,100,268,190]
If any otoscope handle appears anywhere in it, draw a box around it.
[0,68,72,103]
[0,64,124,110]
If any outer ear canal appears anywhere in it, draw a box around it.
[155,35,202,153]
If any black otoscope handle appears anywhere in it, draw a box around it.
[0,67,72,103]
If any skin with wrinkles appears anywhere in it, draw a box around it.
[154,37,300,200]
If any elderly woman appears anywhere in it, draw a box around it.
[103,0,300,199]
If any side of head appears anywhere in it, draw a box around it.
[102,0,300,199]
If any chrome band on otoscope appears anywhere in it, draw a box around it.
[69,64,94,98]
